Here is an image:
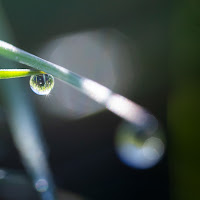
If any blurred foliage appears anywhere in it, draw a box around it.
[169,0,200,199]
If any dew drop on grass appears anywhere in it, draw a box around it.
[30,74,54,95]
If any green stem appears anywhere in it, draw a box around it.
[0,69,45,79]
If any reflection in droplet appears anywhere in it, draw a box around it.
[35,178,49,192]
[30,74,54,95]
[115,122,165,169]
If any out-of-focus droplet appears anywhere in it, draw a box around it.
[30,74,54,95]
[115,122,165,169]
[35,179,49,192]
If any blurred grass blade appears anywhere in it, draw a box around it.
[0,69,44,79]
[0,3,56,200]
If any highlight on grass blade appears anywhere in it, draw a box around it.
[0,69,45,79]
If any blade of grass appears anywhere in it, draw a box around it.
[0,69,45,79]
[0,40,157,130]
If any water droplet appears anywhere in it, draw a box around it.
[115,122,165,169]
[30,74,54,95]
[35,179,48,192]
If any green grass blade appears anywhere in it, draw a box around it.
[0,40,156,130]
[0,69,45,79]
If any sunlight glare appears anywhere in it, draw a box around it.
[81,79,111,103]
